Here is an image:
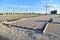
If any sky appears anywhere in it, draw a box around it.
[0,0,60,14]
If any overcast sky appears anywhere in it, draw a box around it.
[0,0,60,14]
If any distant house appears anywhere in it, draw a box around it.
[51,10,57,14]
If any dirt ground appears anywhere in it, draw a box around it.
[0,15,60,40]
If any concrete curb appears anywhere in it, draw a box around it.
[43,23,49,34]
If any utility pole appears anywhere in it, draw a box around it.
[45,1,48,15]
[46,4,47,15]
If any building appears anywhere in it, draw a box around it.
[51,10,57,14]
